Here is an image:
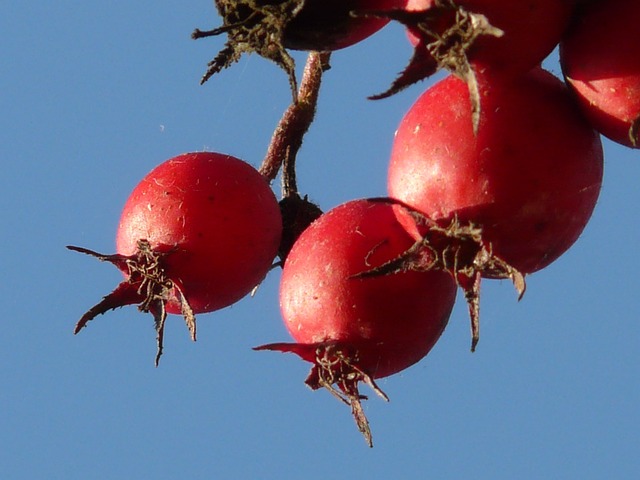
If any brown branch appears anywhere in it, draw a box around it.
[259,51,331,193]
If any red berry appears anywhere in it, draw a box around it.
[389,69,603,275]
[69,152,282,365]
[387,69,603,349]
[256,198,456,446]
[374,0,574,111]
[560,0,640,148]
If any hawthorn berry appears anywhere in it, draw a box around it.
[69,152,282,365]
[256,198,457,446]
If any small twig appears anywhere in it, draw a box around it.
[281,145,298,197]
[259,51,331,188]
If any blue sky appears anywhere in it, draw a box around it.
[2,2,638,479]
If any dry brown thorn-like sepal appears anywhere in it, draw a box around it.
[67,240,197,366]
[353,198,525,352]
[192,0,306,100]
[362,0,503,134]
[254,341,388,447]
[630,114,640,147]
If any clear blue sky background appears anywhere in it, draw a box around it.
[2,2,638,479]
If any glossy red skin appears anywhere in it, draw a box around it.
[284,0,405,51]
[560,0,640,148]
[116,152,282,314]
[279,199,457,379]
[388,69,604,274]
[405,0,575,78]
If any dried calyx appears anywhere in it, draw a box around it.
[353,198,525,352]
[254,341,387,447]
[277,194,323,263]
[362,0,503,133]
[67,239,196,366]
[192,0,305,100]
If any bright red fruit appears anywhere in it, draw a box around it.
[256,198,457,446]
[411,0,574,73]
[69,152,282,365]
[560,0,640,148]
[375,0,575,102]
[389,69,603,275]
[388,69,603,348]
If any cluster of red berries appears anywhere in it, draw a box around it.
[69,0,639,446]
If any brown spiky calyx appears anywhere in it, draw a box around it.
[67,239,196,366]
[363,0,503,133]
[254,341,388,447]
[352,198,525,352]
[192,0,306,100]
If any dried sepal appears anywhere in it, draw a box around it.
[67,239,198,366]
[277,193,323,263]
[630,114,640,147]
[353,198,525,351]
[363,0,503,133]
[192,0,306,100]
[254,341,388,447]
